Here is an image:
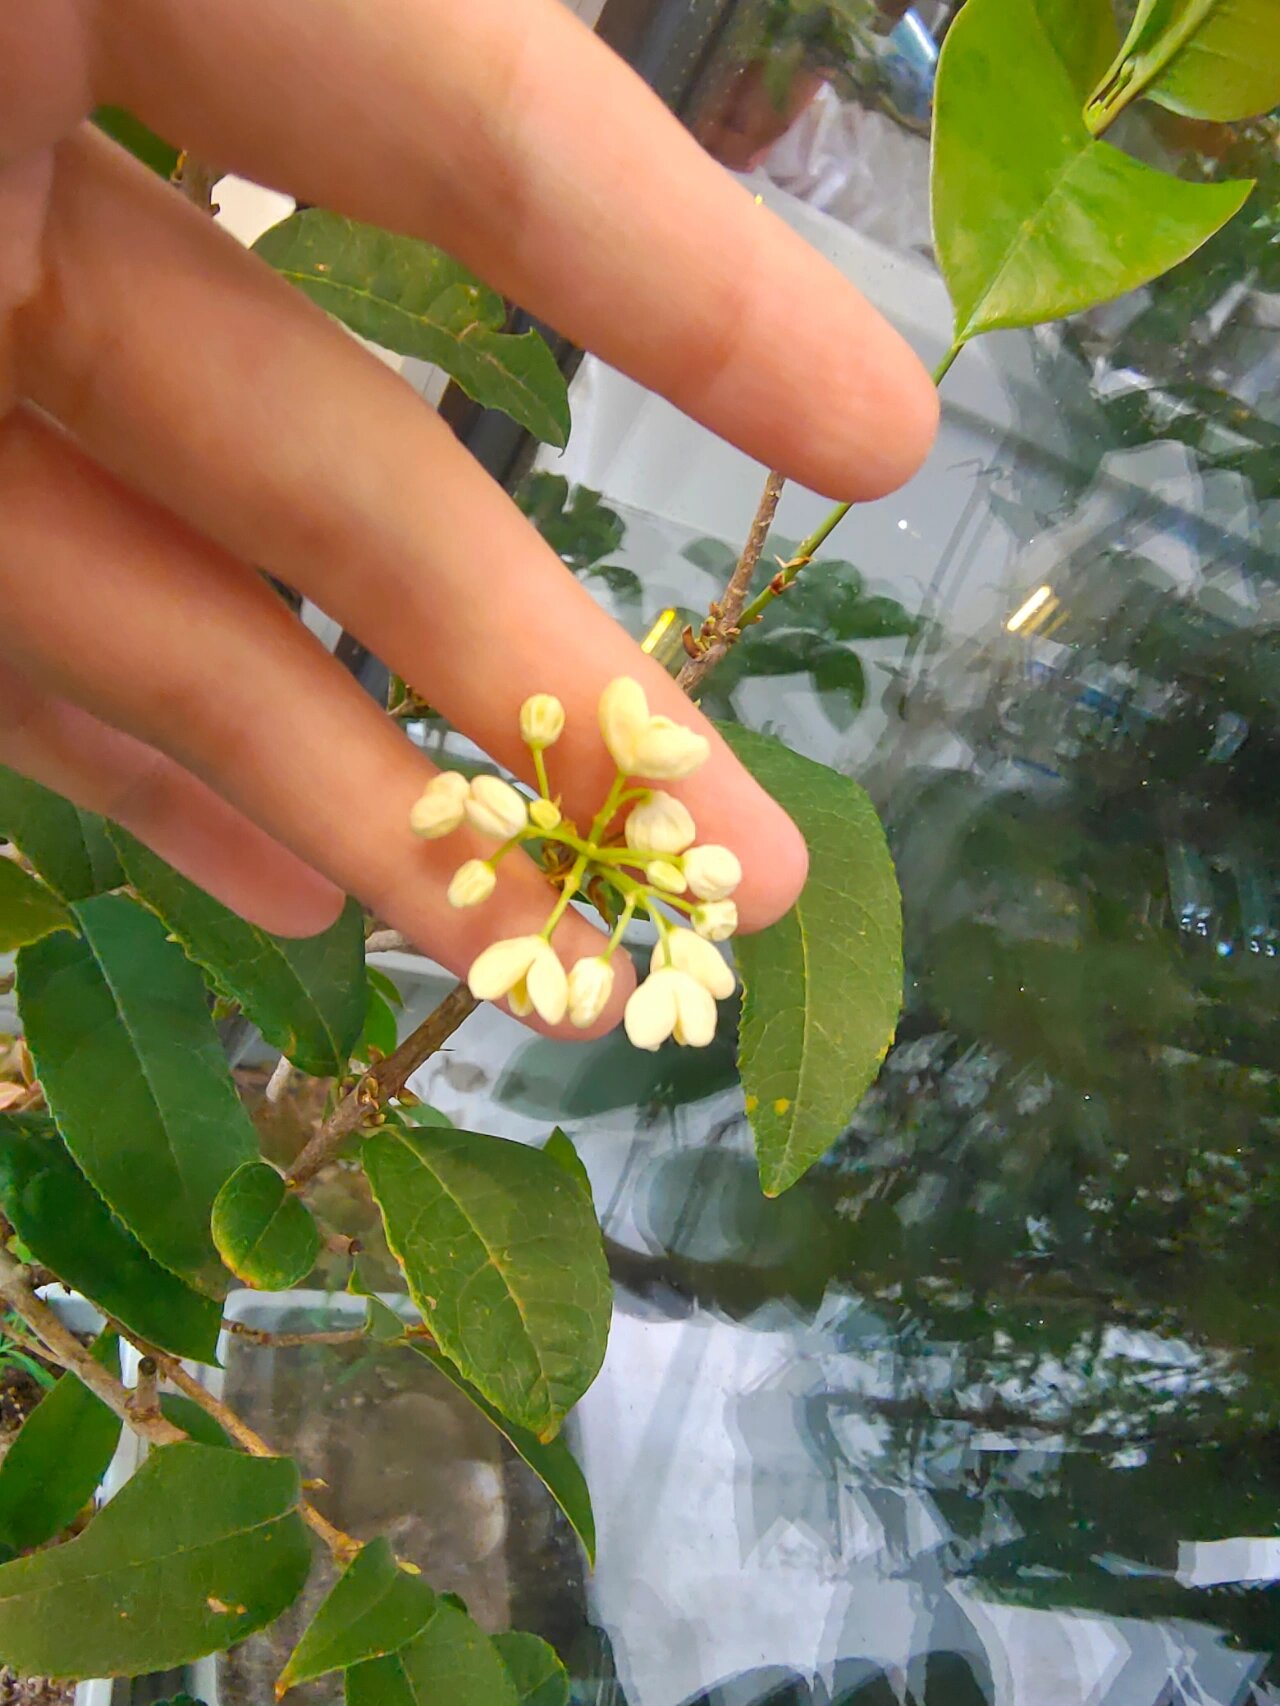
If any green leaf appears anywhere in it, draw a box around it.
[541,1127,593,1200]
[721,725,902,1196]
[112,830,366,1077]
[360,985,400,1062]
[492,1632,570,1706]
[1086,0,1280,129]
[362,1125,610,1440]
[407,1341,596,1564]
[280,1537,436,1689]
[0,1443,309,1678]
[253,211,570,447]
[344,1602,519,1706]
[366,966,404,1010]
[92,107,181,177]
[0,1114,222,1362]
[810,645,867,708]
[364,1297,410,1343]
[0,1331,121,1557]
[158,1394,233,1449]
[211,1161,321,1290]
[0,768,122,902]
[0,861,72,952]
[17,895,258,1295]
[931,0,1253,348]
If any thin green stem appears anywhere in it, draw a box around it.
[541,852,589,939]
[532,748,551,800]
[588,771,629,844]
[605,895,638,954]
[932,343,962,386]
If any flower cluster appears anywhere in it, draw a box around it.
[409,678,742,1049]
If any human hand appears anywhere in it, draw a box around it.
[0,0,937,1029]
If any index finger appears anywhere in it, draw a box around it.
[91,0,938,499]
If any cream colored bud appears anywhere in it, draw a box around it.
[567,956,614,1028]
[599,677,649,773]
[468,935,545,1002]
[624,791,696,854]
[624,966,716,1050]
[529,798,562,832]
[597,676,709,781]
[652,928,735,1000]
[467,934,566,1023]
[624,967,679,1051]
[520,693,565,749]
[524,942,568,1025]
[447,859,496,909]
[692,899,738,942]
[683,844,742,901]
[629,717,710,782]
[409,771,469,839]
[648,859,687,893]
[465,775,529,840]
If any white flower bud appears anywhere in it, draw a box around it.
[409,771,469,839]
[692,899,738,941]
[597,676,709,781]
[629,716,710,782]
[652,928,735,1000]
[683,844,742,901]
[467,934,567,1023]
[529,798,562,832]
[468,935,545,1002]
[625,967,717,1050]
[598,677,649,774]
[624,967,679,1051]
[567,956,614,1028]
[525,942,568,1025]
[465,775,529,840]
[447,859,495,909]
[624,791,696,854]
[648,859,687,893]
[519,693,565,749]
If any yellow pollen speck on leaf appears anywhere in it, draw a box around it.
[773,1097,791,1115]
[744,1094,759,1113]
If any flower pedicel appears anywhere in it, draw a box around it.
[408,677,742,1045]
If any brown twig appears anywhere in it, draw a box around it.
[173,153,220,214]
[0,1248,185,1444]
[225,1319,434,1350]
[285,981,478,1189]
[677,470,785,694]
[128,1356,160,1423]
[365,928,412,955]
[154,1356,360,1563]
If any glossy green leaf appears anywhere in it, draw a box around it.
[92,107,181,177]
[721,725,902,1196]
[0,860,72,952]
[541,1127,593,1200]
[363,1125,611,1440]
[112,831,366,1076]
[211,1161,321,1290]
[253,211,570,447]
[158,1394,233,1449]
[17,895,258,1295]
[0,1331,121,1557]
[363,1296,410,1343]
[344,1602,519,1706]
[0,1443,309,1678]
[931,0,1253,348]
[0,1114,221,1362]
[0,768,122,902]
[280,1537,437,1689]
[407,1341,596,1563]
[492,1632,570,1706]
[360,985,400,1061]
[1086,0,1280,129]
